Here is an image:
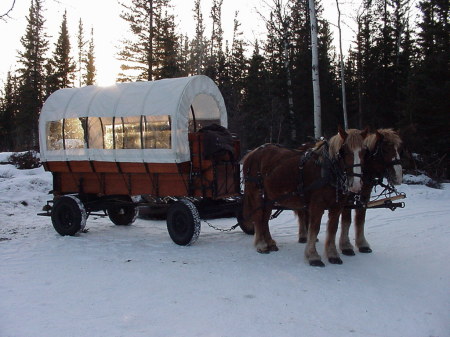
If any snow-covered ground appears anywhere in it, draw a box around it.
[1,156,449,337]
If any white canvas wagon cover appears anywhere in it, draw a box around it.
[39,75,227,163]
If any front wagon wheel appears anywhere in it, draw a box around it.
[166,199,201,246]
[51,195,87,236]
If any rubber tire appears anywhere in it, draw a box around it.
[166,199,201,246]
[51,195,87,236]
[108,197,138,226]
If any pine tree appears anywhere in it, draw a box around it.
[226,11,247,136]
[154,9,180,79]
[117,0,176,82]
[16,0,49,149]
[242,41,271,149]
[404,0,449,160]
[190,0,207,75]
[0,72,19,150]
[48,11,76,92]
[316,2,341,136]
[77,18,86,87]
[84,28,96,85]
[290,0,313,140]
[205,0,224,81]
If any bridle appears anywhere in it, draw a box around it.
[366,139,401,184]
[337,146,364,180]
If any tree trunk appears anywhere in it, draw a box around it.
[308,0,322,138]
[336,0,348,129]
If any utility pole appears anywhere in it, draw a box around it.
[308,0,322,138]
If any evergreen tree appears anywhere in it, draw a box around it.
[242,42,271,148]
[226,11,247,136]
[290,0,313,140]
[16,0,49,149]
[77,18,86,87]
[190,0,207,75]
[316,2,341,137]
[178,34,190,76]
[154,9,181,79]
[84,28,96,85]
[205,0,224,80]
[47,10,76,93]
[117,0,176,82]
[262,0,294,145]
[404,0,449,159]
[0,72,19,150]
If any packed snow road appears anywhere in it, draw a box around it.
[0,162,449,337]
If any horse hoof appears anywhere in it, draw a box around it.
[359,247,372,253]
[269,245,279,252]
[298,238,307,243]
[328,257,343,265]
[309,260,325,267]
[342,249,355,256]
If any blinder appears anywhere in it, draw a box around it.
[368,140,401,168]
[337,147,363,178]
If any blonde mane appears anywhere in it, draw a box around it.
[328,129,364,158]
[364,128,402,151]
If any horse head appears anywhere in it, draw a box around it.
[329,127,368,194]
[365,129,403,185]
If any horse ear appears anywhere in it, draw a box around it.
[376,130,384,142]
[361,127,369,139]
[338,126,348,140]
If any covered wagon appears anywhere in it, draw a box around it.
[39,75,242,245]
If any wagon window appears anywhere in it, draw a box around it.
[122,116,142,149]
[143,115,171,149]
[88,117,103,149]
[113,117,125,149]
[64,118,86,149]
[46,120,63,150]
[101,117,114,149]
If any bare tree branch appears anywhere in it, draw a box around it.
[0,0,16,22]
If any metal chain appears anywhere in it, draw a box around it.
[201,219,239,232]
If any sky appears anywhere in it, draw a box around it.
[0,0,357,86]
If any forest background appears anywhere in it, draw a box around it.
[0,0,448,180]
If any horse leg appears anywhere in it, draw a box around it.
[254,203,278,254]
[354,208,372,253]
[241,188,255,234]
[304,204,325,267]
[297,209,309,243]
[339,208,355,256]
[325,207,343,264]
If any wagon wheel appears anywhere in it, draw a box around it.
[166,199,201,246]
[107,196,138,226]
[51,195,87,236]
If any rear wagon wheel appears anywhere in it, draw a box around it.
[166,199,201,246]
[108,197,138,226]
[51,195,87,236]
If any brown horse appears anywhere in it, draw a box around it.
[241,128,367,267]
[339,129,403,255]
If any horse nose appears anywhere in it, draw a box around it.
[393,165,403,185]
[349,177,362,193]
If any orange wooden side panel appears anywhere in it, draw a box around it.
[46,132,240,198]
